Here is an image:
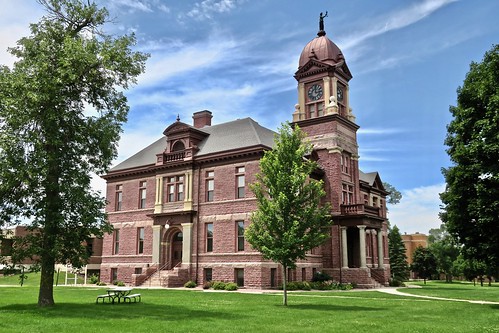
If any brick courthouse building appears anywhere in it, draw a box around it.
[100,22,391,289]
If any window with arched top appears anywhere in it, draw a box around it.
[172,141,185,152]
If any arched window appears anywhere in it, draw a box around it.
[172,141,185,152]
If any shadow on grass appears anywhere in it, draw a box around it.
[0,302,244,322]
[285,304,383,311]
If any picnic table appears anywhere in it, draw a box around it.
[96,287,141,304]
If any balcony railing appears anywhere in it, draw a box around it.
[340,203,381,217]
[164,151,185,162]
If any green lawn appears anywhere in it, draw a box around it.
[0,276,498,333]
[403,280,499,302]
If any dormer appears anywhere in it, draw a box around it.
[155,117,209,165]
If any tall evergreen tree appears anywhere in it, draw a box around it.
[0,0,148,306]
[440,44,499,273]
[246,122,332,306]
[388,225,409,285]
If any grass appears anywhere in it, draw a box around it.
[0,275,498,333]
[403,280,499,302]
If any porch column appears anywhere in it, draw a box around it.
[341,226,348,268]
[152,225,163,264]
[377,228,384,268]
[181,223,193,265]
[358,225,367,268]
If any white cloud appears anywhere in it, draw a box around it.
[340,0,458,52]
[186,0,245,20]
[387,183,445,234]
[137,37,240,87]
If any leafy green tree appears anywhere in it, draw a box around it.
[383,182,402,205]
[440,44,499,274]
[429,237,460,283]
[411,246,437,284]
[246,122,332,306]
[0,0,148,307]
[388,225,409,285]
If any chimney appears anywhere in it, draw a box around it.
[192,110,212,128]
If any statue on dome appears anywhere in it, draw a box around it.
[319,11,328,32]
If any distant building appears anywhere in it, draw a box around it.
[99,19,391,289]
[402,232,428,265]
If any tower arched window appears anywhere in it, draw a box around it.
[172,141,185,152]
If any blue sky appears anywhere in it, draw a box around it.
[1,0,498,234]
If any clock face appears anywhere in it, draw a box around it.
[307,84,323,101]
[337,86,344,102]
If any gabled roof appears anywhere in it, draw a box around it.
[110,117,275,172]
[359,170,386,192]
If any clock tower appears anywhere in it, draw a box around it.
[292,14,359,213]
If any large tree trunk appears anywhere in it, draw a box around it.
[38,148,60,307]
[282,265,287,306]
[38,253,55,306]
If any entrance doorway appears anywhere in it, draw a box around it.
[171,231,183,268]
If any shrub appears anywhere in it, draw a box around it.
[89,274,100,284]
[312,271,331,282]
[224,282,238,291]
[184,280,196,288]
[389,279,405,287]
[96,281,107,286]
[203,282,212,289]
[211,281,227,290]
[113,280,125,286]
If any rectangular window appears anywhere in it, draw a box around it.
[302,268,306,281]
[236,167,245,198]
[139,181,147,209]
[341,153,351,174]
[235,268,244,287]
[111,268,118,283]
[206,171,214,202]
[115,184,123,211]
[137,227,144,254]
[287,268,293,282]
[114,229,120,255]
[206,223,213,252]
[373,197,378,207]
[134,267,142,275]
[204,268,212,282]
[237,221,245,251]
[317,102,324,117]
[342,184,354,205]
[308,104,316,118]
[166,176,184,202]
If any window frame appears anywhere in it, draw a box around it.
[236,221,245,251]
[139,181,147,209]
[206,223,213,252]
[113,229,120,255]
[236,167,245,199]
[166,176,184,202]
[137,227,145,254]
[206,171,214,202]
[115,184,123,211]
[235,268,244,287]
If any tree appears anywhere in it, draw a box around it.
[440,44,499,274]
[0,0,148,307]
[383,182,402,205]
[411,246,437,284]
[245,122,332,306]
[427,224,460,283]
[388,225,409,285]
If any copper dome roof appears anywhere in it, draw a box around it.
[298,35,344,69]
